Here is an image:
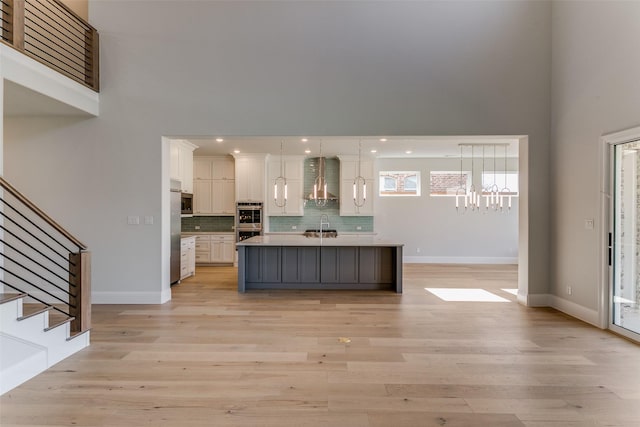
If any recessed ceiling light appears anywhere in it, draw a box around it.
[370,149,377,153]
[301,138,308,142]
[405,150,412,154]
[304,149,311,154]
[215,138,224,142]
[233,149,240,154]
[380,138,387,142]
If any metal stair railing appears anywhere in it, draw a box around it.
[0,176,90,333]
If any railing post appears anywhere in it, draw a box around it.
[10,0,25,51]
[69,251,91,333]
[84,28,99,91]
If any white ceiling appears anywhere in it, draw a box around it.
[180,135,520,158]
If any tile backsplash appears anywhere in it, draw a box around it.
[269,157,373,233]
[182,216,234,232]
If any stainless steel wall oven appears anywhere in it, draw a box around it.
[236,202,263,242]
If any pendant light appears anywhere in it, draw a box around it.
[455,144,467,213]
[466,145,480,211]
[353,140,367,212]
[499,145,512,212]
[483,145,500,211]
[274,140,287,208]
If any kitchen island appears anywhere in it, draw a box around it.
[236,235,403,293]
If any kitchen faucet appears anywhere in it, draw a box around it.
[319,214,330,244]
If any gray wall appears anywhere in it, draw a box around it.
[4,1,551,302]
[376,157,519,262]
[551,2,640,312]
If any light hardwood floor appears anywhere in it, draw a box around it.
[2,264,639,426]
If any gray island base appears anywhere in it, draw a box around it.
[236,235,403,293]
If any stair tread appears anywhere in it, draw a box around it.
[0,293,27,305]
[45,316,74,332]
[17,305,52,321]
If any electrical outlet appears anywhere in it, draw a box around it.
[567,286,572,295]
[127,216,139,225]
[292,225,297,230]
[144,216,154,225]
[356,226,362,230]
[195,225,201,230]
[417,247,421,253]
[585,219,594,230]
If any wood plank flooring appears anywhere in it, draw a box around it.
[1,264,639,426]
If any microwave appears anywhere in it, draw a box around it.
[181,193,193,215]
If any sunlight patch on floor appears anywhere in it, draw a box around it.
[425,288,511,302]
[501,288,518,296]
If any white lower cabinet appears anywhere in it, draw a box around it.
[191,233,235,264]
[180,236,196,280]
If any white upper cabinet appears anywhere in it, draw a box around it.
[169,140,198,193]
[193,156,235,215]
[338,155,375,216]
[267,155,305,216]
[233,154,267,202]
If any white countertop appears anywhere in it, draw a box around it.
[182,232,234,236]
[236,235,403,247]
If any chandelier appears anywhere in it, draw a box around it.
[455,143,514,214]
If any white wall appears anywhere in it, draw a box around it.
[376,157,518,263]
[4,0,551,303]
[551,2,640,322]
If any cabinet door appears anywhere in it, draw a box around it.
[170,143,181,181]
[282,247,319,283]
[181,147,194,194]
[211,157,235,180]
[194,181,213,214]
[221,241,235,263]
[211,241,222,262]
[194,158,212,180]
[211,180,236,214]
[359,247,393,284]
[222,180,235,214]
[246,247,281,282]
[235,156,265,201]
[320,247,358,283]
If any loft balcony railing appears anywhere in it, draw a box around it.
[0,0,99,91]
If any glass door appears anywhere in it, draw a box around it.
[612,140,640,337]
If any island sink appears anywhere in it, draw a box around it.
[303,229,338,238]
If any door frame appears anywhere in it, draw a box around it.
[601,125,640,341]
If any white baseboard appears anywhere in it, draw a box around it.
[548,295,601,327]
[92,290,172,305]
[403,256,518,264]
[526,293,551,307]
[520,293,600,327]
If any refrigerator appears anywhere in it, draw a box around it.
[170,180,182,285]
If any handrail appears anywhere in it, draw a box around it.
[0,0,99,91]
[0,176,87,250]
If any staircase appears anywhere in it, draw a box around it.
[0,177,91,395]
[0,293,90,394]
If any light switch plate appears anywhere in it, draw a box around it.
[144,216,154,225]
[127,216,140,225]
[585,219,594,230]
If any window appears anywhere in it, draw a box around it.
[430,171,470,196]
[379,171,421,196]
[482,172,519,195]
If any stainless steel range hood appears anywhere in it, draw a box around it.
[306,157,338,201]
